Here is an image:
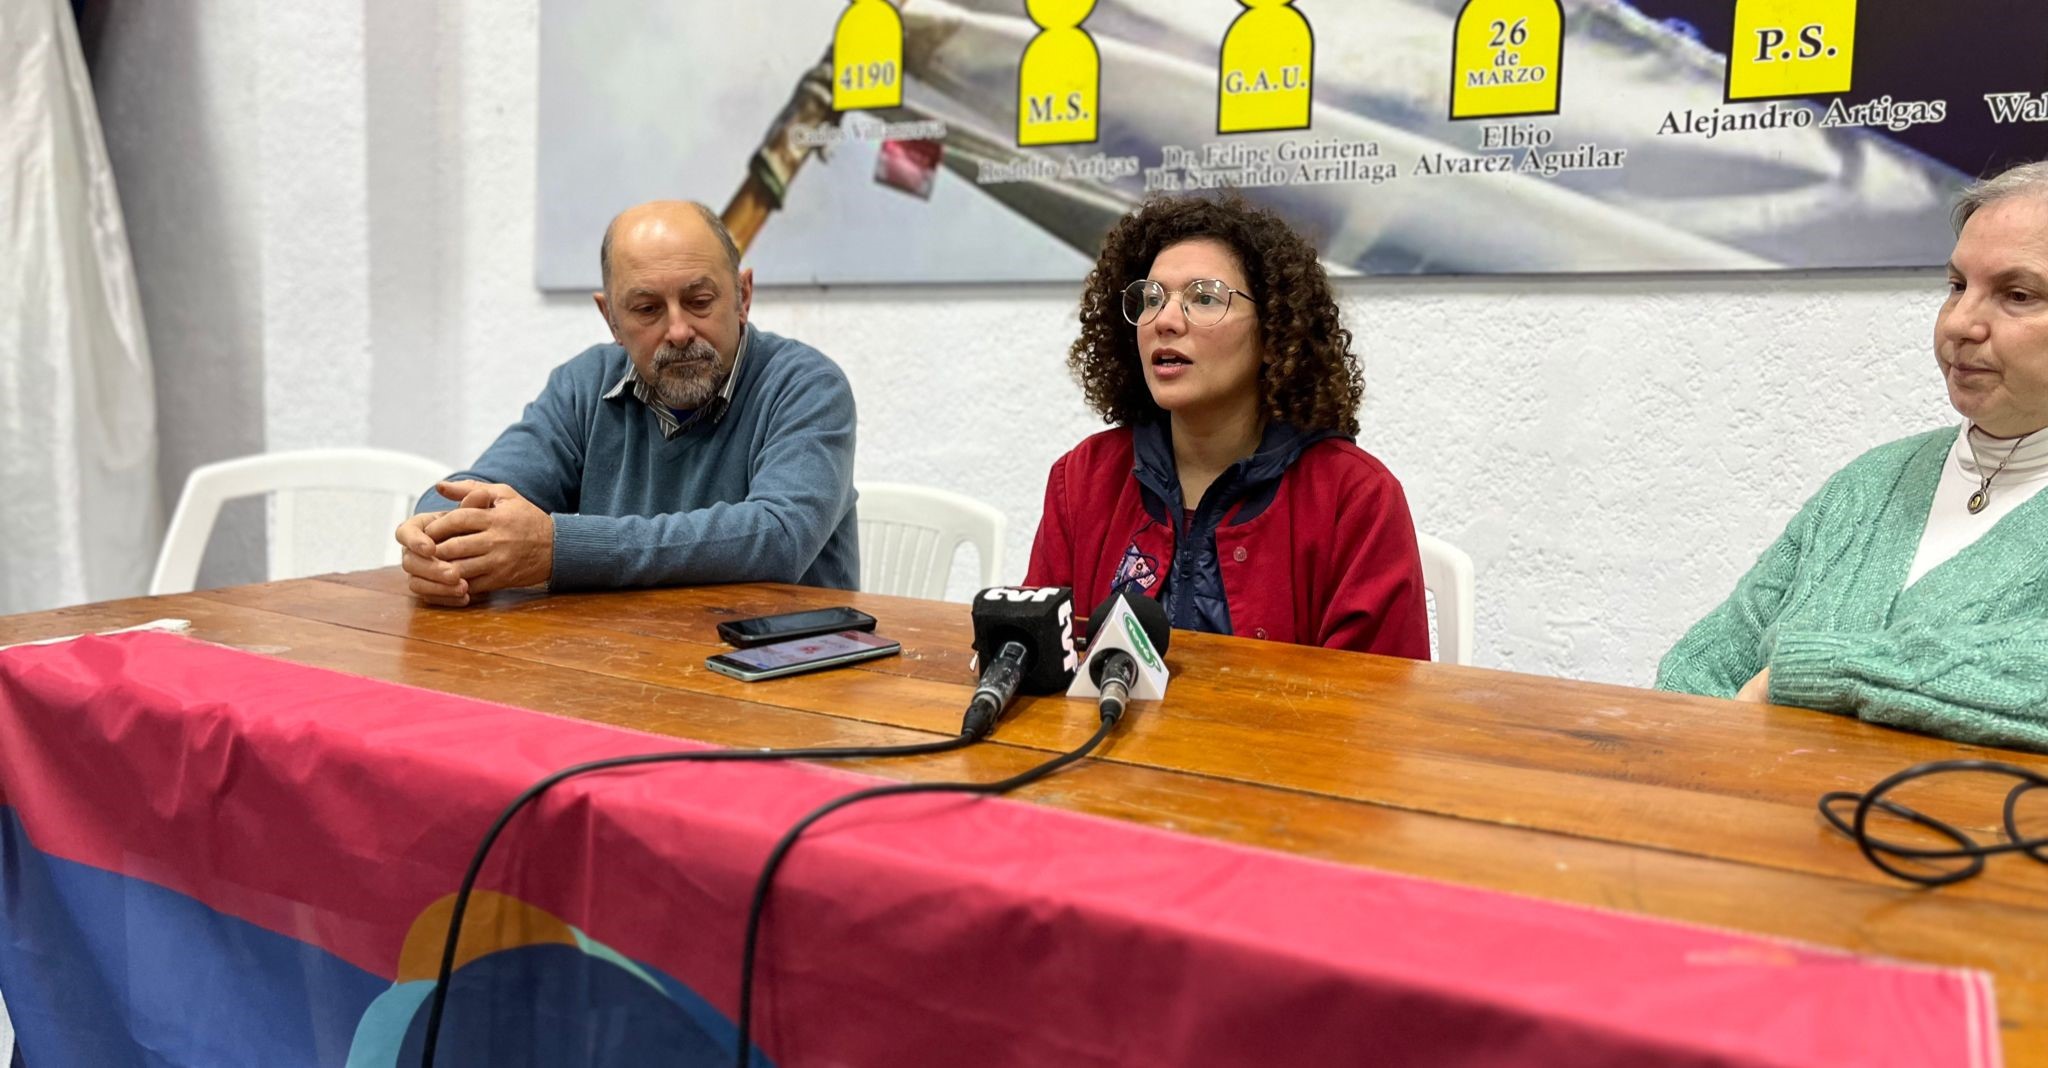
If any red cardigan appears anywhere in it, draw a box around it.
[1024,427,1432,659]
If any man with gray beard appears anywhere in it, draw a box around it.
[393,200,858,605]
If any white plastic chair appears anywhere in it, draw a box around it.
[149,448,452,595]
[855,482,1006,599]
[1416,532,1476,666]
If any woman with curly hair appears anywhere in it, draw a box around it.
[1023,194,1430,658]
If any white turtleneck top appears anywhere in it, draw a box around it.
[1905,424,2048,586]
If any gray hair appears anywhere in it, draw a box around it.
[1953,161,2048,233]
[599,201,742,292]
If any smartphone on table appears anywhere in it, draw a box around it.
[716,606,878,648]
[704,630,901,682]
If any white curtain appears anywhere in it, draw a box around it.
[0,0,160,615]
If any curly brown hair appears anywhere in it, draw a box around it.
[1068,193,1363,436]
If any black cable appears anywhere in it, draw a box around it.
[417,731,976,1068]
[733,714,1119,1068]
[1818,758,2048,887]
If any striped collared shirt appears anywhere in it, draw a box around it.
[601,326,752,439]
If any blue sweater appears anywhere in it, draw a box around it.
[418,326,859,590]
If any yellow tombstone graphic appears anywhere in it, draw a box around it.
[1448,0,1563,120]
[1018,0,1100,146]
[1726,0,1855,101]
[1218,0,1314,134]
[833,0,904,111]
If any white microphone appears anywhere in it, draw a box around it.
[1069,589,1172,723]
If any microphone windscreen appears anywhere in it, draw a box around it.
[970,587,1078,693]
[1085,588,1172,656]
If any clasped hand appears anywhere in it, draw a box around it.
[1734,667,1773,704]
[393,481,554,607]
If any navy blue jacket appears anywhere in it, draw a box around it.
[1130,419,1337,634]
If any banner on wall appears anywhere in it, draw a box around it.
[537,0,2048,285]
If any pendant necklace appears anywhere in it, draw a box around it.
[1964,427,2033,515]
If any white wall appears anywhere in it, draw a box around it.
[87,0,1951,687]
[90,0,268,588]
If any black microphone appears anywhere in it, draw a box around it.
[963,586,1078,738]
[1082,589,1172,724]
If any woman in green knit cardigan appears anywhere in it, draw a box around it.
[1658,163,2048,751]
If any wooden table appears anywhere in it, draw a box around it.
[5,570,2045,1062]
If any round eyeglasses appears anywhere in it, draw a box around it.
[1121,278,1253,328]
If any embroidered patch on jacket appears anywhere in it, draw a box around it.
[1113,544,1161,593]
